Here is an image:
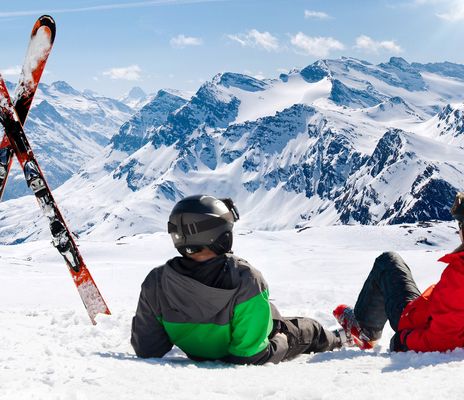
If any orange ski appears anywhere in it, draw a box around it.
[0,15,55,200]
[0,16,110,324]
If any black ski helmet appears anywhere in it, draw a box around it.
[167,195,240,256]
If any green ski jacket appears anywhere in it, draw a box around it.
[131,254,288,364]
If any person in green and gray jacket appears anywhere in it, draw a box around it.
[131,195,346,365]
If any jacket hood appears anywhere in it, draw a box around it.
[161,262,239,323]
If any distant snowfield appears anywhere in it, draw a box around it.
[1,223,463,399]
[231,75,331,124]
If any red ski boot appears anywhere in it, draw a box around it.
[333,304,376,350]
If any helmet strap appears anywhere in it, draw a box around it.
[208,231,233,255]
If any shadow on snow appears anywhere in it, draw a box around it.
[94,351,236,369]
[309,347,464,372]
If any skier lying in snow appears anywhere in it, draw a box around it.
[334,192,464,353]
[131,195,348,364]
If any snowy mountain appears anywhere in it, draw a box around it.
[2,80,133,200]
[336,128,463,224]
[119,86,151,109]
[118,86,192,111]
[112,89,190,154]
[417,102,464,145]
[2,57,464,242]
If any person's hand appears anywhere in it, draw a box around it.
[389,330,411,352]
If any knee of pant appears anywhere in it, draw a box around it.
[284,318,316,345]
[373,251,402,273]
[377,251,400,260]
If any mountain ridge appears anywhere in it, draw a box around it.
[2,79,133,200]
[1,56,464,242]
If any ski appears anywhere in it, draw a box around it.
[0,15,56,201]
[0,24,110,325]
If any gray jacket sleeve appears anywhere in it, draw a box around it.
[131,272,173,358]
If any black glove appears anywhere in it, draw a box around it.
[389,330,411,352]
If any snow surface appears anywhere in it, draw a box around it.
[1,223,463,399]
[231,75,331,124]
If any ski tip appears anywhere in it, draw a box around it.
[32,15,56,43]
[39,15,55,25]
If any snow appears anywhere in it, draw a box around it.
[0,223,463,399]
[13,25,52,101]
[3,56,464,398]
[325,59,464,114]
[3,77,133,200]
[420,72,464,103]
[231,75,332,124]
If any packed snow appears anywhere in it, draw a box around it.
[3,56,464,399]
[1,223,463,399]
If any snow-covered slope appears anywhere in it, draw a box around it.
[112,89,190,154]
[336,129,464,224]
[2,80,133,199]
[2,57,464,242]
[0,224,463,399]
[416,102,464,145]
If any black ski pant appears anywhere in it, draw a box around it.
[279,317,341,360]
[353,251,421,339]
[271,302,341,360]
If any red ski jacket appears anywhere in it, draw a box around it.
[398,251,464,352]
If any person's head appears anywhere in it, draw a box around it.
[451,192,464,243]
[167,195,240,259]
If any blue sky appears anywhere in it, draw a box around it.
[0,0,463,98]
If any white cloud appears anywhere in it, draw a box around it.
[290,33,344,58]
[304,10,331,19]
[389,0,452,10]
[227,29,279,52]
[354,35,403,53]
[170,34,203,48]
[408,0,464,21]
[436,1,464,20]
[413,0,449,5]
[103,65,141,81]
[1,65,21,76]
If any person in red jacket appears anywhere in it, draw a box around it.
[334,192,464,353]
